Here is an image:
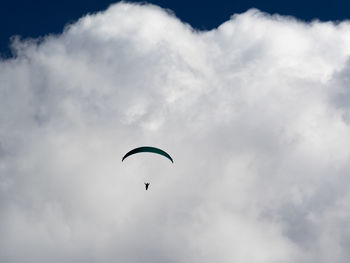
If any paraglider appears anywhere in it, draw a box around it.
[144,182,150,190]
[122,146,173,191]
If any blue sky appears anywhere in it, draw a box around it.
[1,0,350,57]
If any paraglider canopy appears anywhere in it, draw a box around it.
[122,146,173,163]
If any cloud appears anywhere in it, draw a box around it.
[1,3,350,262]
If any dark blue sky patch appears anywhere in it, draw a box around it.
[1,0,350,57]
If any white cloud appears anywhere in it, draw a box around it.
[1,3,350,262]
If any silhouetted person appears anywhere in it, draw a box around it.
[144,182,150,190]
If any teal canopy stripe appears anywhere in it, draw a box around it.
[122,146,173,163]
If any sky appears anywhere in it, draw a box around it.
[1,1,350,263]
[2,0,350,56]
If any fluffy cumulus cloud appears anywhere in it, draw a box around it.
[1,2,350,262]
